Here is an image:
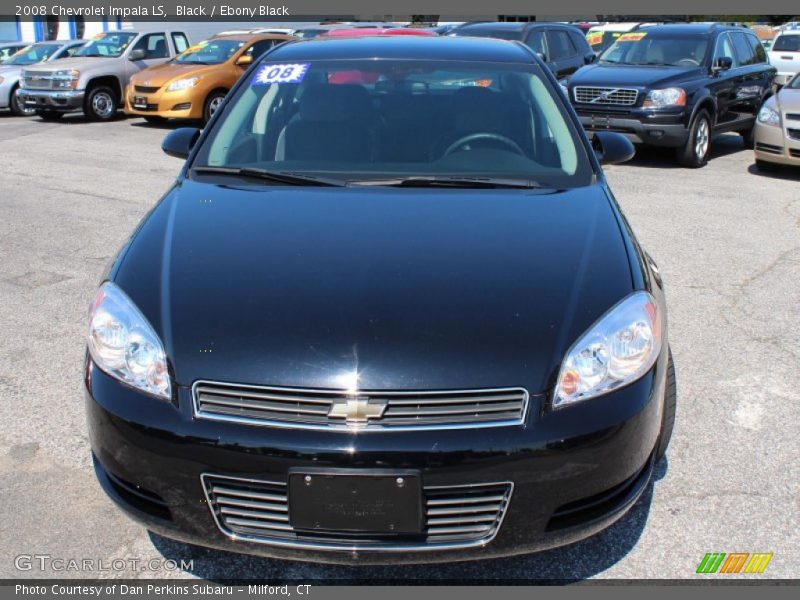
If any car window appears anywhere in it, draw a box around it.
[193,59,592,188]
[171,33,189,54]
[731,32,756,66]
[746,34,767,63]
[525,30,546,57]
[175,39,245,64]
[547,30,577,60]
[713,33,737,67]
[4,43,61,65]
[601,33,708,67]
[133,33,169,59]
[773,34,800,52]
[244,40,278,59]
[76,32,136,58]
[63,44,84,57]
[568,30,590,54]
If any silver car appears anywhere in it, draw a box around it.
[0,40,85,115]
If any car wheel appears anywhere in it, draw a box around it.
[676,110,711,168]
[655,350,676,462]
[9,85,36,117]
[740,123,756,150]
[203,90,227,124]
[84,85,118,121]
[755,159,780,173]
[36,110,64,121]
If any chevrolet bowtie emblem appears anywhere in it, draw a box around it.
[328,396,387,426]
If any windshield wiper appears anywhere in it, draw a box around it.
[347,176,547,189]
[192,166,347,187]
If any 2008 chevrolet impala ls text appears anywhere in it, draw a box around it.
[84,35,675,564]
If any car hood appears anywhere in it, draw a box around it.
[23,56,117,72]
[776,86,800,111]
[571,63,704,89]
[113,181,636,394]
[131,62,218,87]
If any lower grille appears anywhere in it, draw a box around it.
[574,86,638,106]
[756,142,782,154]
[202,474,512,550]
[134,85,160,94]
[193,381,528,431]
[789,149,800,158]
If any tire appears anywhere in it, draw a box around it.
[655,350,676,462]
[84,85,118,121]
[676,110,711,168]
[9,85,35,117]
[203,90,227,124]
[36,110,64,121]
[755,159,780,173]
[740,123,756,150]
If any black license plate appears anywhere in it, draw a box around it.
[288,470,423,534]
[133,96,147,109]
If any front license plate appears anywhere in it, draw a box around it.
[288,470,423,534]
[591,115,610,129]
[133,96,147,109]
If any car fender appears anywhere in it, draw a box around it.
[688,89,717,126]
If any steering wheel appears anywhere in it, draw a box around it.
[676,58,700,66]
[443,132,525,158]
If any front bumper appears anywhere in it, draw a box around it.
[754,119,800,166]
[575,108,689,147]
[16,88,84,112]
[86,353,667,564]
[124,86,202,120]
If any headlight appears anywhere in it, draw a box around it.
[167,77,199,92]
[52,69,79,90]
[757,105,781,127]
[88,282,171,400]
[554,291,663,408]
[643,87,686,109]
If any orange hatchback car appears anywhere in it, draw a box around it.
[125,33,292,123]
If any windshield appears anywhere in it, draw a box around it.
[6,43,63,65]
[192,59,592,188]
[587,30,627,53]
[773,35,800,52]
[175,39,244,64]
[76,32,137,58]
[599,33,708,66]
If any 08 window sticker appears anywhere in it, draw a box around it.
[252,63,311,85]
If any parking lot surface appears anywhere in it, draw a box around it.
[0,113,798,581]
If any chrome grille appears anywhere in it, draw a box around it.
[193,381,528,431]
[574,86,638,106]
[22,73,53,90]
[785,113,800,121]
[787,128,800,141]
[202,474,512,550]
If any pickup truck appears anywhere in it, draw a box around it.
[768,31,800,87]
[568,23,776,167]
[16,29,189,121]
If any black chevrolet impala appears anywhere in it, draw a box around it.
[85,35,675,563]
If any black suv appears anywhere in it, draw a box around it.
[568,24,776,167]
[450,22,595,80]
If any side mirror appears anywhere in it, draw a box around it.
[235,54,253,67]
[592,131,635,165]
[162,127,201,159]
[585,53,597,64]
[712,56,732,72]
[128,48,146,61]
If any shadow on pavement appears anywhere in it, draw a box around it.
[149,458,668,583]
[620,133,747,169]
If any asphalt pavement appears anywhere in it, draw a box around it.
[0,111,798,581]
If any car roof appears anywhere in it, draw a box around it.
[269,35,534,63]
[213,33,294,43]
[641,23,747,36]
[321,28,437,37]
[454,21,576,33]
